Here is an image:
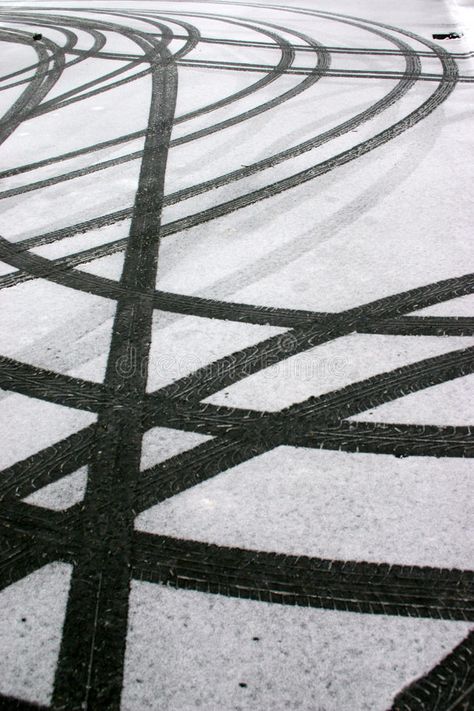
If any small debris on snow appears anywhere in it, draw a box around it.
[432,32,463,40]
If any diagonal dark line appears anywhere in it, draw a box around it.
[389,631,474,711]
[0,535,57,592]
[0,6,471,708]
[32,58,148,117]
[290,345,474,423]
[142,397,474,459]
[0,694,48,710]
[132,533,474,622]
[0,356,107,412]
[136,435,273,513]
[288,420,474,459]
[0,425,95,502]
[345,275,474,320]
[141,396,265,433]
[51,27,179,711]
[0,29,66,145]
[0,502,76,552]
[141,318,473,442]
[362,316,474,337]
[153,322,346,402]
[2,7,420,259]
[141,271,474,421]
[146,321,473,410]
[137,349,474,512]
[137,391,473,516]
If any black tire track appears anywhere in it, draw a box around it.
[389,631,474,710]
[0,11,431,261]
[132,533,474,622]
[0,28,66,146]
[0,10,286,179]
[50,20,180,710]
[0,4,471,709]
[0,10,306,200]
[0,425,95,502]
[0,24,106,92]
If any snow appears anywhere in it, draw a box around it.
[141,427,212,470]
[135,445,474,569]
[0,279,116,381]
[0,392,96,470]
[350,372,474,425]
[122,582,473,711]
[0,563,72,705]
[412,293,474,316]
[204,334,474,411]
[24,466,88,510]
[147,310,285,392]
[0,0,472,708]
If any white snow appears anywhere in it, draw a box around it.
[135,446,474,569]
[147,311,285,392]
[350,372,474,425]
[122,582,473,711]
[24,466,88,510]
[205,334,474,411]
[0,279,116,382]
[411,293,474,316]
[0,0,472,707]
[77,250,125,280]
[0,391,96,470]
[141,427,212,470]
[0,563,72,705]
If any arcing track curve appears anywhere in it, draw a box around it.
[0,2,473,709]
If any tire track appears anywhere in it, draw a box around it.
[0,5,471,708]
[50,20,179,709]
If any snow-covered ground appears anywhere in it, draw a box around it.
[0,1,473,709]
